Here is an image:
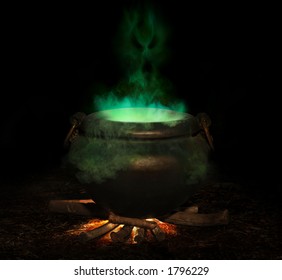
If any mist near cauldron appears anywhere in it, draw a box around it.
[68,138,209,185]
[67,111,210,184]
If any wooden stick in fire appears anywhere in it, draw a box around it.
[151,225,166,241]
[134,228,146,243]
[78,222,119,242]
[110,225,134,243]
[109,212,157,230]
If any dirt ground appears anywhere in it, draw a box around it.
[0,168,281,260]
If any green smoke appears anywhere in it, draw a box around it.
[95,93,185,111]
[118,7,168,72]
[93,6,186,116]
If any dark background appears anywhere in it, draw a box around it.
[1,1,277,195]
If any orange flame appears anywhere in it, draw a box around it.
[155,219,177,236]
[67,218,177,244]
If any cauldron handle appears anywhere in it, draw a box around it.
[196,113,214,150]
[64,112,86,148]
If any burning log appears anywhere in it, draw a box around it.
[165,209,229,226]
[151,225,166,241]
[110,225,134,243]
[134,228,146,243]
[78,222,119,242]
[108,213,157,229]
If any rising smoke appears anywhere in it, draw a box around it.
[94,5,185,113]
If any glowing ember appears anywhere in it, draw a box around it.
[66,219,109,235]
[155,219,177,236]
[66,218,177,244]
[99,225,124,245]
[97,107,186,123]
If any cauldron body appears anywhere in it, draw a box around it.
[67,108,210,218]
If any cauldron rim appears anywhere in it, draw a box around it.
[81,108,201,140]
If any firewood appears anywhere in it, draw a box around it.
[134,228,146,243]
[151,225,166,241]
[48,200,199,220]
[165,209,229,226]
[48,199,107,218]
[108,213,157,229]
[110,225,133,243]
[49,200,229,227]
[184,205,199,213]
[78,222,118,241]
[165,205,199,221]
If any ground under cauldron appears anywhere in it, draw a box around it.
[65,107,213,218]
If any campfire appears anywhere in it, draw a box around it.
[49,199,229,244]
[72,217,177,244]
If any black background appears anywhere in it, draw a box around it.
[1,1,277,194]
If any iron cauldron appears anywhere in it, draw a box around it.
[66,108,212,218]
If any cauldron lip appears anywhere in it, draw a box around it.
[95,107,187,123]
[81,108,201,139]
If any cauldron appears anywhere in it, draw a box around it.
[66,108,211,218]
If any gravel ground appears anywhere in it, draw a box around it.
[0,168,281,260]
